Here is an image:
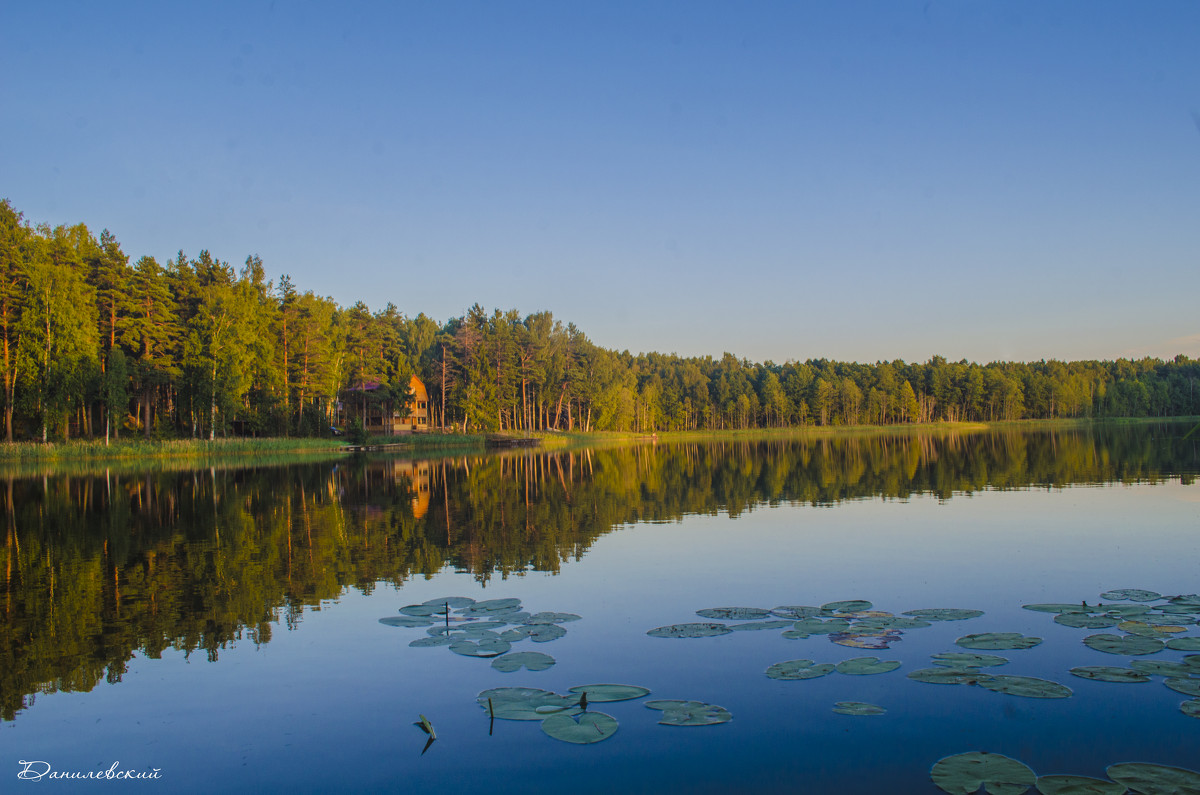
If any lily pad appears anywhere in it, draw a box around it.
[1033,774,1126,794]
[1139,614,1196,626]
[399,604,446,617]
[422,596,476,608]
[977,675,1072,699]
[1023,603,1096,614]
[449,638,511,658]
[771,605,823,619]
[567,684,650,702]
[822,599,873,613]
[379,616,435,628]
[729,620,795,632]
[526,624,567,643]
[1106,762,1200,795]
[541,711,618,744]
[836,656,902,675]
[696,607,771,621]
[478,687,576,721]
[1183,699,1200,719]
[833,701,886,715]
[766,659,836,680]
[525,612,582,624]
[1054,613,1120,629]
[1068,666,1150,683]
[957,633,1042,651]
[409,636,455,648]
[1101,604,1152,618]
[903,608,985,622]
[1167,638,1200,651]
[1164,677,1200,697]
[932,652,1009,669]
[1083,634,1165,656]
[829,630,903,649]
[1100,588,1162,602]
[647,622,732,639]
[1129,660,1196,678]
[491,651,556,673]
[784,618,852,638]
[473,597,523,611]
[908,668,994,685]
[1119,620,1186,638]
[931,751,1037,795]
[645,700,733,726]
[853,616,932,630]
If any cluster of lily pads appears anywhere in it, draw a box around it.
[380,596,579,673]
[1024,589,1200,719]
[931,750,1200,795]
[647,600,984,650]
[476,684,732,745]
[906,650,1073,699]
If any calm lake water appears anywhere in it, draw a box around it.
[3,424,1199,793]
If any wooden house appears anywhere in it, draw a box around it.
[341,374,430,434]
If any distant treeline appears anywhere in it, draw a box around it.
[2,198,1198,441]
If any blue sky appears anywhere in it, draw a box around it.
[3,1,1198,364]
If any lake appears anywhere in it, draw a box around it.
[3,423,1199,793]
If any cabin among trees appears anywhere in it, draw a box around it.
[341,374,430,434]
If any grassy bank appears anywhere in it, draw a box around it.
[0,436,347,462]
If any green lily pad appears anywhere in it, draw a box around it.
[822,599,873,614]
[647,622,732,638]
[784,618,852,638]
[833,701,886,715]
[526,624,567,643]
[931,751,1036,795]
[957,633,1042,651]
[932,652,1009,668]
[1165,677,1200,697]
[1101,604,1152,618]
[1183,699,1200,719]
[1156,604,1200,615]
[1054,613,1120,629]
[908,668,994,685]
[766,659,836,680]
[541,711,618,744]
[829,630,904,650]
[645,700,733,726]
[1023,603,1096,614]
[473,597,522,611]
[1187,655,1200,669]
[449,638,511,657]
[1083,634,1165,656]
[1100,588,1162,602]
[1167,638,1200,651]
[771,605,823,619]
[903,608,985,622]
[696,607,771,621]
[1139,614,1197,626]
[524,612,582,624]
[1129,660,1196,678]
[1167,594,1200,608]
[491,651,556,673]
[1068,666,1150,683]
[854,616,932,630]
[1119,620,1186,638]
[478,687,576,721]
[729,620,795,632]
[399,604,446,617]
[835,656,902,675]
[977,675,1072,699]
[567,684,650,702]
[1106,762,1200,795]
[379,615,434,628]
[409,636,455,648]
[1033,774,1126,794]
[422,596,476,608]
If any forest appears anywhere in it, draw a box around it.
[2,198,1198,442]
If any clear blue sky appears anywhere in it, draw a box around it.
[3,1,1198,364]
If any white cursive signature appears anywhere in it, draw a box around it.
[17,760,162,781]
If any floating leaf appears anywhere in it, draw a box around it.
[932,652,1009,669]
[903,608,984,622]
[835,656,901,675]
[422,596,476,609]
[696,607,771,621]
[473,597,522,611]
[853,616,932,630]
[784,618,852,638]
[478,687,576,721]
[1183,700,1200,719]
[1101,604,1151,618]
[399,604,445,617]
[1119,620,1186,638]
[1164,678,1200,697]
[1168,638,1200,651]
[1129,660,1196,678]
[526,624,567,643]
[1068,666,1150,683]
[449,638,511,658]
[379,616,434,628]
[408,636,455,648]
[1083,634,1164,656]
[1167,594,1200,608]
[1033,774,1126,794]
[647,622,732,639]
[1100,589,1162,602]
[491,651,556,673]
[931,751,1036,795]
[766,659,836,680]
[908,668,994,685]
[957,633,1042,651]
[833,701,886,715]
[567,684,650,702]
[822,600,873,614]
[1106,762,1200,795]
[645,700,733,726]
[977,675,1072,699]
[541,711,618,744]
[1054,613,1120,629]
[829,630,903,650]
[771,605,823,619]
[525,612,582,624]
[1023,603,1096,614]
[1187,655,1200,670]
[1139,614,1197,626]
[729,620,795,632]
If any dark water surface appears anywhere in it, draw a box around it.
[3,424,1199,792]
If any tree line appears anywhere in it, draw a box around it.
[2,198,1197,441]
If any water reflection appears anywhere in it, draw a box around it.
[2,423,1196,720]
